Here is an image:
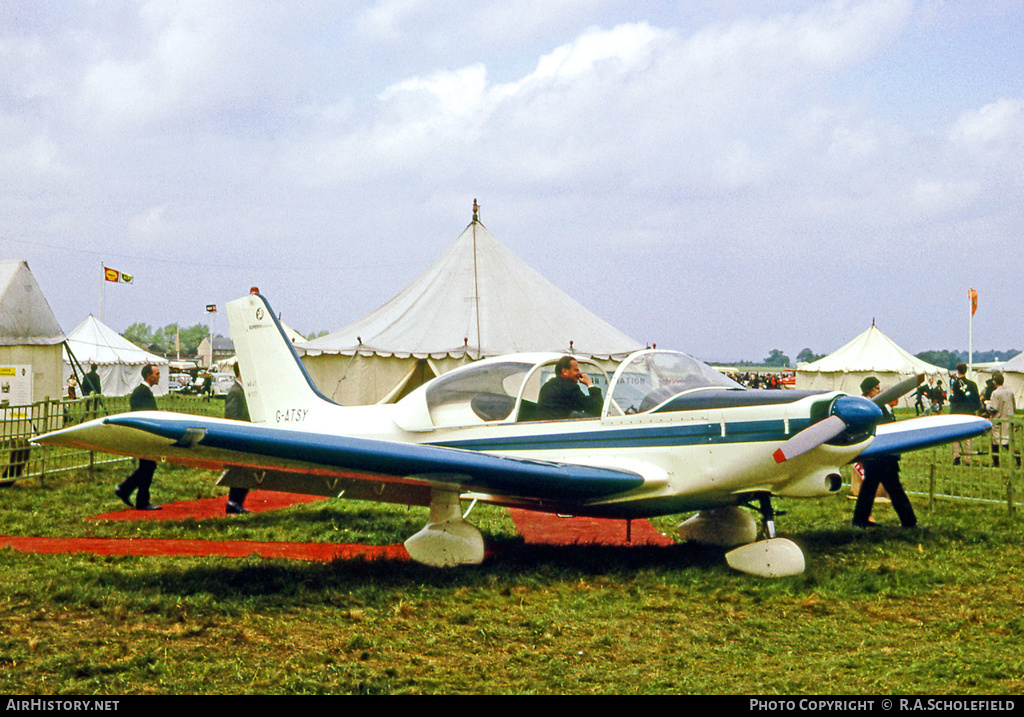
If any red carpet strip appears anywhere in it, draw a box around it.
[507,508,673,547]
[88,490,325,522]
[0,535,408,561]
[0,493,673,561]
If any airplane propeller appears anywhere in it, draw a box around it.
[773,395,882,463]
[870,373,924,408]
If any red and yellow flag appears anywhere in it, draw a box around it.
[104,267,133,284]
[968,288,978,316]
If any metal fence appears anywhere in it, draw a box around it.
[0,394,225,486]
[846,416,1024,515]
[3,396,1023,515]
[899,417,1024,514]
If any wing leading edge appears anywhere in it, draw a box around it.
[856,414,992,459]
[38,412,645,502]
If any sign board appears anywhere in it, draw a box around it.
[0,365,34,419]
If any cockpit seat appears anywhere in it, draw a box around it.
[470,393,517,422]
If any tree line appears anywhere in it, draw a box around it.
[120,323,329,357]
[757,347,1020,369]
[122,322,210,357]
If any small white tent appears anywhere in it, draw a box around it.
[63,315,170,396]
[297,217,645,405]
[990,352,1024,408]
[0,260,66,404]
[796,323,946,404]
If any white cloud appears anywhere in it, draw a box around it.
[910,177,980,215]
[523,22,664,86]
[3,1,1022,359]
[129,204,172,241]
[951,98,1024,146]
[0,126,69,179]
[354,0,429,41]
[354,0,620,49]
[74,1,300,132]
[378,63,491,118]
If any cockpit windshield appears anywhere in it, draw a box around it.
[606,350,743,416]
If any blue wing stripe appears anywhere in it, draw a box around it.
[104,415,644,500]
[434,418,810,452]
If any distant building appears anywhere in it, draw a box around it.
[197,336,234,368]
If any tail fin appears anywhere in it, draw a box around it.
[226,292,335,425]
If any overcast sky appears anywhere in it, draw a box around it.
[2,0,1021,363]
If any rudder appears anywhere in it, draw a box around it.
[226,292,334,425]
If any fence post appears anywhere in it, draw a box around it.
[38,399,48,488]
[928,463,935,510]
[1007,473,1015,517]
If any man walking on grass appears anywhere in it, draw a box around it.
[113,364,162,511]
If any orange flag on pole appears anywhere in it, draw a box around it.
[968,288,978,316]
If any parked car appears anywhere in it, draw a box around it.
[211,372,235,396]
[168,373,194,393]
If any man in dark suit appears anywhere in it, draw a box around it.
[852,376,917,529]
[536,356,603,420]
[114,364,162,510]
[949,362,981,465]
[82,365,102,396]
[223,362,251,514]
[81,364,104,420]
[913,378,932,415]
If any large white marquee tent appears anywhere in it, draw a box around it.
[297,217,644,405]
[63,315,169,396]
[795,322,946,405]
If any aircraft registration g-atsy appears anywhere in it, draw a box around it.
[35,292,992,577]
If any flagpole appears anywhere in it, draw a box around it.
[100,262,105,322]
[968,288,976,372]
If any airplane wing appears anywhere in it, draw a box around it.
[854,414,991,459]
[32,412,646,504]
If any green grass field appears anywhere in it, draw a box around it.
[1,461,1022,695]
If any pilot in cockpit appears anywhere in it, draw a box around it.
[536,356,603,420]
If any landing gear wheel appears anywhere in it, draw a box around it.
[725,538,805,577]
[677,506,757,547]
[404,489,484,568]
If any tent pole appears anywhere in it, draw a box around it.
[471,200,482,361]
[65,342,85,388]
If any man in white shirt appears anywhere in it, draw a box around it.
[987,372,1018,468]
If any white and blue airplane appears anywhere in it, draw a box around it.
[34,292,992,577]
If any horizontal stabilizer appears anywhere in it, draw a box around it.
[856,414,991,459]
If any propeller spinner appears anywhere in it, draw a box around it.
[773,395,882,463]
